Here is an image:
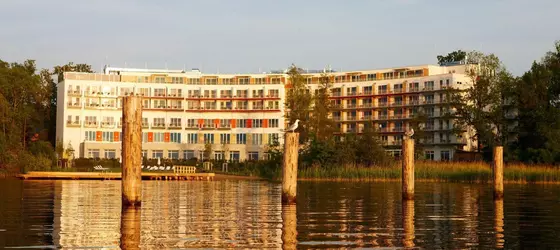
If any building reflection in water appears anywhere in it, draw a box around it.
[402,199,415,248]
[282,204,297,250]
[52,180,283,248]
[494,198,505,249]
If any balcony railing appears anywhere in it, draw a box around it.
[346,104,357,109]
[346,116,357,121]
[67,102,81,108]
[378,102,388,107]
[376,115,388,120]
[152,123,166,129]
[391,102,404,107]
[185,124,199,129]
[101,122,115,128]
[142,122,149,128]
[361,116,372,120]
[67,90,81,95]
[360,103,373,108]
[84,121,98,127]
[168,123,182,129]
[409,87,420,92]
[66,120,80,127]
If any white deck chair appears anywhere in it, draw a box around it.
[159,166,165,170]
[165,166,171,171]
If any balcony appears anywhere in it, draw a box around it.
[152,123,166,129]
[67,90,81,96]
[393,89,403,94]
[84,121,98,128]
[378,102,388,107]
[392,128,404,132]
[67,102,81,108]
[363,91,373,95]
[142,122,149,128]
[408,87,420,92]
[392,114,405,119]
[377,90,388,94]
[391,102,404,107]
[218,124,232,130]
[333,117,342,121]
[167,93,183,98]
[347,92,357,96]
[361,116,372,120]
[346,104,357,109]
[391,140,403,145]
[408,100,420,106]
[101,122,115,128]
[85,103,100,108]
[423,100,435,104]
[66,120,80,127]
[423,87,434,91]
[168,123,182,129]
[346,116,357,121]
[185,124,199,130]
[360,103,373,108]
[201,124,215,130]
[253,105,265,110]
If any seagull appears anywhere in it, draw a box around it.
[405,128,414,138]
[286,119,300,132]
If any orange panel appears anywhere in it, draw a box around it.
[263,119,268,128]
[231,119,236,128]
[198,119,204,127]
[164,132,170,142]
[113,132,120,142]
[247,119,252,128]
[96,131,102,141]
[148,132,153,142]
[214,119,219,126]
[423,68,429,76]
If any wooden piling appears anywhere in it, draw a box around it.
[122,96,143,207]
[493,146,504,199]
[282,132,299,204]
[402,138,415,200]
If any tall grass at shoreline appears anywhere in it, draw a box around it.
[298,161,560,183]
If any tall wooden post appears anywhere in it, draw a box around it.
[493,146,504,199]
[402,138,415,200]
[282,132,299,204]
[122,96,143,207]
[282,204,298,250]
[120,206,141,249]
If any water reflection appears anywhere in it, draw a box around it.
[1,180,560,249]
[495,198,505,248]
[120,206,141,249]
[282,205,297,250]
[402,199,415,248]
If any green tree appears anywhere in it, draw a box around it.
[285,64,312,143]
[437,50,467,64]
[309,73,337,140]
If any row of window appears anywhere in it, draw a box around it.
[84,131,280,145]
[73,116,280,128]
[87,149,263,161]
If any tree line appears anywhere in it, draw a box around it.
[0,61,92,173]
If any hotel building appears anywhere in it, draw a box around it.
[56,63,475,161]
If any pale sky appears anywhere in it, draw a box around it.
[1,0,558,75]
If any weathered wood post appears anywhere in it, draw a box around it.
[282,204,298,250]
[282,132,299,204]
[493,146,504,199]
[402,199,415,248]
[402,138,415,200]
[120,206,141,249]
[122,96,143,207]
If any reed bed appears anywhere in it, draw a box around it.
[298,161,560,183]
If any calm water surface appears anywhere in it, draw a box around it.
[1,179,560,249]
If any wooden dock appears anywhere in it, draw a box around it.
[17,171,215,181]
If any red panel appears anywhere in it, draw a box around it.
[148,132,153,142]
[164,132,170,142]
[113,132,120,142]
[263,119,268,128]
[231,119,236,128]
[96,131,102,141]
[247,119,252,128]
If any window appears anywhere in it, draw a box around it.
[187,119,197,128]
[270,77,282,84]
[153,118,165,127]
[142,118,148,127]
[204,133,214,144]
[236,134,247,144]
[142,132,148,143]
[183,150,195,160]
[186,133,198,144]
[230,151,240,162]
[102,131,114,142]
[253,119,263,128]
[88,149,100,158]
[141,150,147,159]
[104,149,116,159]
[248,151,259,161]
[268,133,279,145]
[367,74,376,81]
[170,132,181,143]
[441,150,450,161]
[268,119,279,128]
[425,151,435,160]
[85,131,96,141]
[214,151,224,160]
[170,118,182,127]
[222,78,232,85]
[152,150,163,159]
[168,150,179,159]
[153,132,164,142]
[255,78,266,84]
[154,77,166,84]
[85,116,97,125]
[205,78,217,84]
[238,77,250,84]
[252,134,262,145]
[188,78,200,84]
[237,119,247,128]
[424,81,434,90]
[220,134,231,144]
[220,119,230,128]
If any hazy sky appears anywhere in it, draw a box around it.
[1,0,558,75]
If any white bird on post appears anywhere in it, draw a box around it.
[286,119,300,132]
[405,128,414,138]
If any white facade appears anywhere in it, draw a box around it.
[56,63,474,161]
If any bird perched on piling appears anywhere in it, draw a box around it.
[405,128,414,138]
[286,119,300,132]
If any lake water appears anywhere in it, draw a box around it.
[1,179,560,249]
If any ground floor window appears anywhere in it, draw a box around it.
[425,150,435,160]
[141,150,148,159]
[183,150,195,160]
[152,150,163,159]
[441,150,450,161]
[230,151,240,162]
[88,149,100,158]
[104,149,116,159]
[214,151,224,160]
[168,150,179,159]
[248,151,259,161]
